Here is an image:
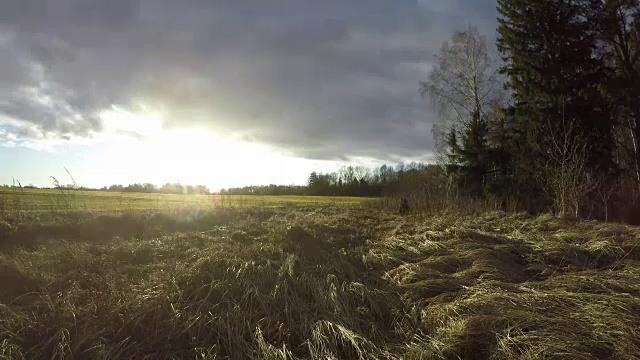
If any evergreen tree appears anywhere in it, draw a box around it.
[463,115,490,197]
[497,0,615,210]
[600,0,640,187]
[420,27,503,199]
[444,112,490,197]
[485,102,514,194]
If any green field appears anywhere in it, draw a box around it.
[1,204,639,359]
[0,187,369,212]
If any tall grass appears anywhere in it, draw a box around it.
[0,206,639,359]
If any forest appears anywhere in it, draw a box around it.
[412,0,640,223]
[221,163,435,197]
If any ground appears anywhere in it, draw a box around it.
[0,203,639,359]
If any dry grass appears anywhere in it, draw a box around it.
[0,206,639,359]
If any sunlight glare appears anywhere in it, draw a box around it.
[99,117,306,190]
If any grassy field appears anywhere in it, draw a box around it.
[0,187,368,212]
[1,204,639,359]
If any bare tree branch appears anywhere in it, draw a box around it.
[420,26,503,162]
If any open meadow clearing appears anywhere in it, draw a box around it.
[0,188,367,213]
[1,204,639,359]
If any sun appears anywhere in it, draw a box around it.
[97,116,288,190]
[95,107,334,191]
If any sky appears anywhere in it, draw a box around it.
[0,0,498,191]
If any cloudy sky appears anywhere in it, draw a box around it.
[0,0,498,190]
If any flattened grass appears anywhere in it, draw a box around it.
[367,211,640,359]
[0,206,639,359]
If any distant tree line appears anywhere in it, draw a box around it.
[221,184,307,196]
[2,180,211,195]
[221,163,440,197]
[2,182,211,195]
[101,183,210,195]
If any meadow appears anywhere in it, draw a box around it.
[0,187,366,213]
[1,201,639,359]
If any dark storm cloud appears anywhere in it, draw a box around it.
[0,0,498,160]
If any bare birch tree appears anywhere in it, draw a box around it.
[420,27,503,161]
